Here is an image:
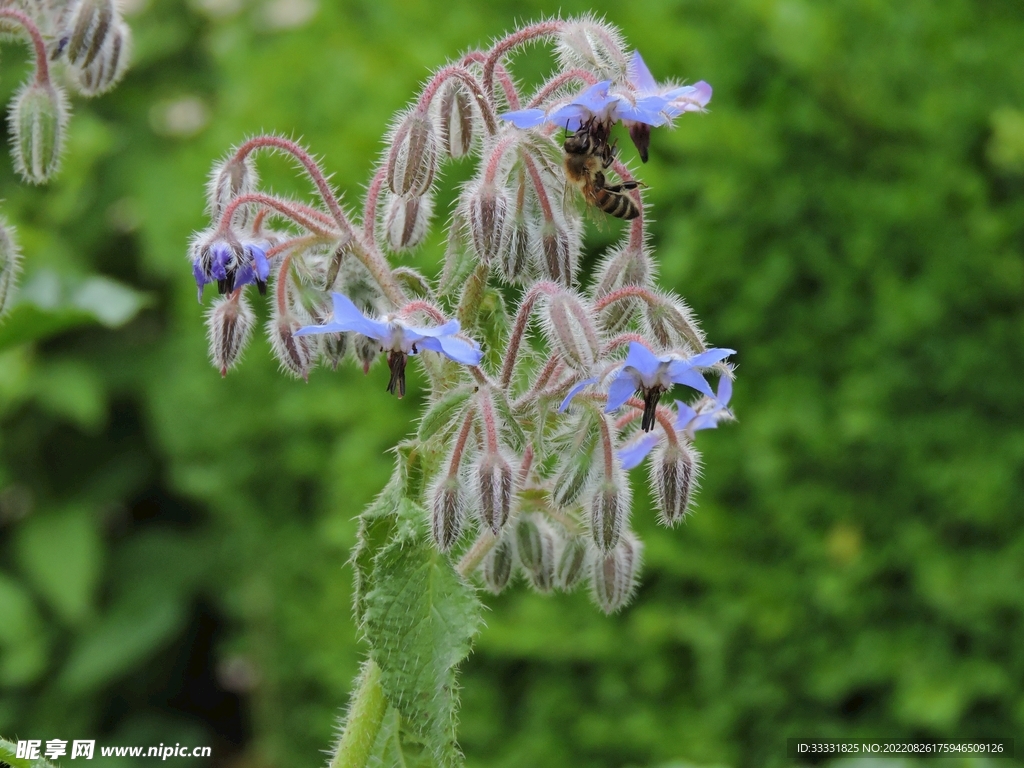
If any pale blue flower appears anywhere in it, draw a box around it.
[295,292,483,397]
[193,240,271,300]
[618,376,734,470]
[502,80,673,134]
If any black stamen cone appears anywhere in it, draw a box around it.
[641,387,663,432]
[386,351,407,398]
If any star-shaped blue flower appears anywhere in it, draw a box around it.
[618,375,734,470]
[295,292,483,397]
[606,342,733,431]
[501,80,673,134]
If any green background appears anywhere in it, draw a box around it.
[1,1,1022,767]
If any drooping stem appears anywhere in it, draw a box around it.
[483,21,564,103]
[219,192,338,237]
[330,660,388,768]
[500,281,560,388]
[457,530,496,578]
[528,68,599,108]
[0,9,50,85]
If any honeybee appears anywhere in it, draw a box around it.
[563,118,642,221]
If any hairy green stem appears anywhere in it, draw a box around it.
[330,660,388,768]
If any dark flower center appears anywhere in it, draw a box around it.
[387,351,408,398]
[640,385,664,432]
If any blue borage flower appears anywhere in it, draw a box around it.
[618,376,734,470]
[295,292,483,397]
[501,50,711,161]
[559,341,735,432]
[193,240,271,301]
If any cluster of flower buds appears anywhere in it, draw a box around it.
[0,0,132,324]
[189,17,734,614]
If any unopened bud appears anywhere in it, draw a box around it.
[72,19,130,96]
[482,534,514,593]
[515,515,556,593]
[319,331,347,370]
[354,334,378,374]
[499,213,531,283]
[207,294,255,376]
[438,82,475,159]
[207,151,259,223]
[545,291,599,373]
[393,267,433,299]
[591,533,642,614]
[594,242,651,334]
[0,220,21,318]
[387,110,437,196]
[532,215,579,286]
[552,413,599,507]
[646,291,705,351]
[555,21,627,79]
[269,307,317,380]
[556,536,587,591]
[476,452,514,534]
[464,182,509,263]
[10,81,69,184]
[652,442,698,526]
[588,470,631,552]
[384,192,433,252]
[64,0,118,68]
[430,475,465,552]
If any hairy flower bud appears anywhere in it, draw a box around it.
[387,110,437,196]
[592,533,642,614]
[516,515,556,593]
[555,20,628,80]
[430,475,465,552]
[651,442,699,526]
[9,81,69,184]
[532,215,580,286]
[552,412,600,507]
[64,0,118,68]
[645,291,706,351]
[588,469,631,552]
[482,533,514,593]
[207,294,255,376]
[269,304,317,380]
[438,81,475,159]
[71,19,130,96]
[499,211,531,283]
[0,220,21,318]
[544,291,600,373]
[354,334,378,374]
[207,151,259,224]
[556,536,587,591]
[594,241,652,334]
[476,452,514,534]
[464,181,510,263]
[384,192,433,252]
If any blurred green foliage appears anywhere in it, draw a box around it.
[1,1,1022,767]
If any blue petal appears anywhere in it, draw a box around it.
[622,342,662,378]
[501,109,547,128]
[417,334,483,366]
[612,94,670,127]
[716,375,733,406]
[618,432,659,470]
[604,371,638,413]
[332,293,391,339]
[663,81,713,115]
[690,412,721,432]
[558,376,598,413]
[628,50,658,94]
[570,80,614,113]
[193,260,210,301]
[673,400,697,430]
[249,244,271,282]
[686,347,736,368]
[666,364,714,397]
[545,103,592,132]
[210,243,230,280]
[405,319,461,341]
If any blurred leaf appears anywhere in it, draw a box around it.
[59,595,186,695]
[0,270,149,351]
[0,738,61,768]
[14,506,103,625]
[0,573,48,686]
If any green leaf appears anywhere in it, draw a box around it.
[363,503,481,768]
[59,595,186,694]
[0,738,61,768]
[15,506,103,625]
[0,574,49,686]
[416,387,473,443]
[0,270,148,351]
